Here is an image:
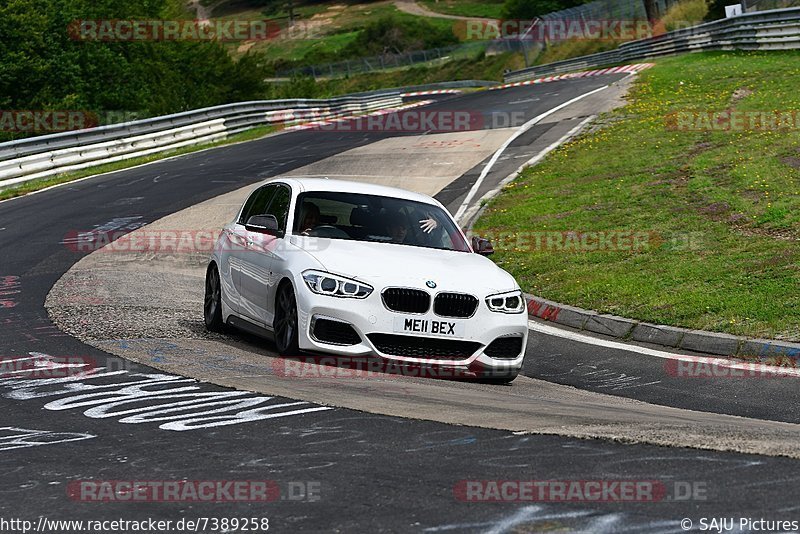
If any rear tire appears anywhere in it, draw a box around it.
[204,265,225,333]
[274,282,299,356]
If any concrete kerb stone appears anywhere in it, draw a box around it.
[630,322,686,348]
[679,330,743,356]
[583,313,638,339]
[526,296,593,330]
[524,294,798,362]
[739,338,800,361]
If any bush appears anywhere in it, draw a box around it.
[342,15,459,57]
[659,0,710,32]
[502,0,590,19]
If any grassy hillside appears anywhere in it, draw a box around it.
[207,1,463,64]
[417,0,506,18]
[475,51,800,341]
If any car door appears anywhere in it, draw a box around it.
[239,183,292,327]
[228,184,277,320]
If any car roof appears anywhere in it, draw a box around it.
[266,177,439,206]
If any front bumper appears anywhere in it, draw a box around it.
[293,279,528,371]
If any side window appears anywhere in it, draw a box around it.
[264,185,292,232]
[238,185,277,225]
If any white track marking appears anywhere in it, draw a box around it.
[528,320,800,377]
[458,114,595,226]
[454,85,609,222]
[0,353,333,431]
[0,427,96,451]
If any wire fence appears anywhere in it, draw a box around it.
[278,0,719,80]
[515,0,682,61]
[743,0,800,11]
[276,40,506,80]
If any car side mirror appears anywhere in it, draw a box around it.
[246,214,282,237]
[472,236,494,256]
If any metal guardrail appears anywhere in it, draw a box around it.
[0,92,403,189]
[350,80,499,98]
[503,6,800,82]
[0,77,501,190]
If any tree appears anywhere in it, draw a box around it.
[0,0,267,139]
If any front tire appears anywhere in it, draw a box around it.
[204,264,225,333]
[274,282,299,356]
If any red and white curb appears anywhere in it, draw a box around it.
[285,100,435,131]
[493,63,655,90]
[400,89,462,97]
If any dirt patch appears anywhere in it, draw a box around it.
[699,201,731,216]
[780,155,800,170]
[669,140,716,190]
[552,210,575,219]
[731,87,754,103]
[728,213,748,225]
[692,141,714,152]
[759,249,795,266]
[737,226,800,242]
[647,178,676,186]
[741,189,765,202]
[237,41,256,53]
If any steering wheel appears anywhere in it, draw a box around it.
[307,225,349,238]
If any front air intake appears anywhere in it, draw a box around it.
[434,292,478,318]
[382,288,430,314]
[312,318,361,346]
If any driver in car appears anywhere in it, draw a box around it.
[387,212,409,244]
[386,210,439,244]
[299,201,321,235]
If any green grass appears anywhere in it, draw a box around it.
[417,0,505,18]
[0,125,278,201]
[534,39,624,66]
[474,50,800,341]
[244,30,361,63]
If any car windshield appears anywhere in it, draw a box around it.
[292,191,471,252]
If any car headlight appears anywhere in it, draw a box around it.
[485,290,525,314]
[302,270,373,299]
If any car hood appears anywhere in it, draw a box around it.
[292,236,519,295]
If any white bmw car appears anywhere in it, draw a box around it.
[204,178,528,383]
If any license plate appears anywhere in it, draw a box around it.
[393,317,465,338]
